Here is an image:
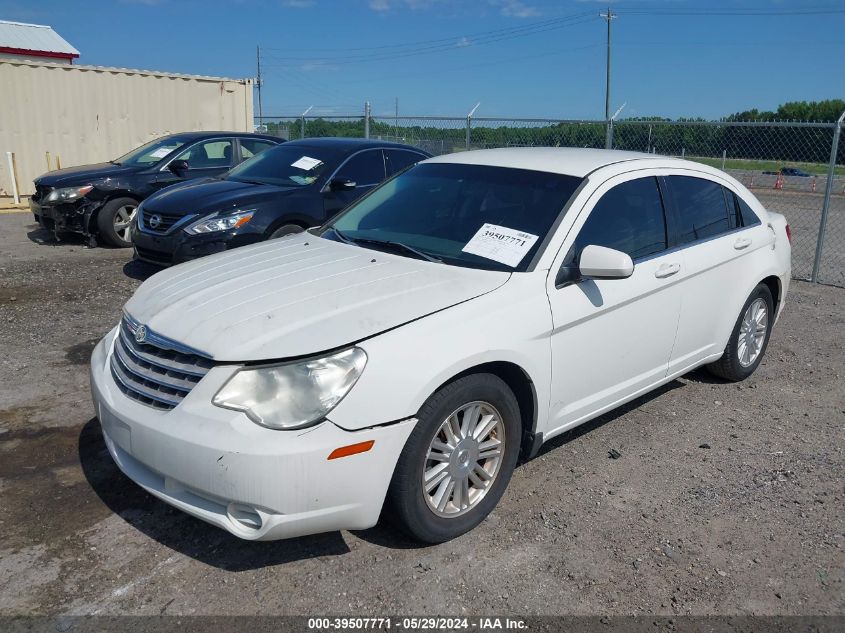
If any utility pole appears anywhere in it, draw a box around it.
[395,96,399,141]
[256,46,263,130]
[600,7,616,121]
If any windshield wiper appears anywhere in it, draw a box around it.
[109,160,121,166]
[329,227,441,262]
[342,234,442,263]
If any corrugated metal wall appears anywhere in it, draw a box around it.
[0,59,254,196]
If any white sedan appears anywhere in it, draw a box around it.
[90,148,791,543]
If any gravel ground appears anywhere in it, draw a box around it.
[0,211,843,617]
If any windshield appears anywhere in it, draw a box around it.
[114,136,192,166]
[226,145,333,187]
[323,163,583,272]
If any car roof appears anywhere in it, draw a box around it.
[425,147,690,178]
[282,137,429,153]
[162,131,280,142]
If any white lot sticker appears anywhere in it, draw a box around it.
[291,156,323,171]
[462,223,539,267]
[149,146,177,159]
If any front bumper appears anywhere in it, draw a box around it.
[90,329,415,540]
[30,196,99,235]
[131,224,264,267]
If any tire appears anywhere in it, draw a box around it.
[386,373,521,543]
[706,283,774,382]
[96,197,138,247]
[269,224,304,239]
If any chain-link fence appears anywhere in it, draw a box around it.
[258,112,845,288]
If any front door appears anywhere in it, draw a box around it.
[545,173,684,436]
[155,138,236,190]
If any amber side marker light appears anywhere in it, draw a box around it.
[328,440,375,460]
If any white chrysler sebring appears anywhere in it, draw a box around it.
[90,148,791,543]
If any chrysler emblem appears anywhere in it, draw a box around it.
[135,325,148,344]
[149,214,162,229]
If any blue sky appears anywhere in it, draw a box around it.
[4,0,844,120]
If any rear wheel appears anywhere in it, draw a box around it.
[707,284,774,381]
[96,197,138,247]
[387,374,521,543]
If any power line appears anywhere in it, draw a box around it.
[260,14,600,64]
[615,6,845,16]
[261,11,597,54]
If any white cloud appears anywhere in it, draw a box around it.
[456,36,472,48]
[368,0,445,13]
[494,0,540,18]
[282,0,315,7]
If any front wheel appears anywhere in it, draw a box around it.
[386,373,521,543]
[269,224,304,239]
[96,197,138,247]
[706,284,774,381]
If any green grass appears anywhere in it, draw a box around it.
[689,156,845,177]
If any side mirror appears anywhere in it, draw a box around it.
[169,159,189,174]
[579,245,634,280]
[329,178,356,191]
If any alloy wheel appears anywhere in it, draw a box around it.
[737,297,768,367]
[422,401,505,518]
[113,205,137,242]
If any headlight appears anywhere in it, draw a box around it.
[212,347,367,430]
[45,185,93,203]
[184,210,255,235]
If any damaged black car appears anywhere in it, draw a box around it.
[29,132,282,247]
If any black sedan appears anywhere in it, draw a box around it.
[130,138,431,266]
[30,132,282,247]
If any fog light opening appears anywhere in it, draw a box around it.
[226,503,263,532]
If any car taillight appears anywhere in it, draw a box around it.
[785,224,792,244]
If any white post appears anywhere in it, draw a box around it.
[6,152,20,204]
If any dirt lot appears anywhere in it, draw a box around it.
[0,211,842,617]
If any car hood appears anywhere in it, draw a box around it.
[144,178,297,216]
[124,235,510,361]
[34,163,141,187]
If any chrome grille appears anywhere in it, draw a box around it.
[138,208,188,235]
[110,316,214,410]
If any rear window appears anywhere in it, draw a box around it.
[668,176,731,245]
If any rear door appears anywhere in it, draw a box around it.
[662,173,770,374]
[385,149,428,176]
[322,149,387,218]
[545,173,684,434]
[237,138,278,164]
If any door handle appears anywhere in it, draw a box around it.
[734,237,752,250]
[654,263,681,278]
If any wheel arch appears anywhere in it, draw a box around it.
[429,361,540,461]
[265,214,316,237]
[760,275,781,312]
[88,192,143,233]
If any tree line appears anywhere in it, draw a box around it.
[260,99,845,165]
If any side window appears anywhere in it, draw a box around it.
[723,188,741,230]
[175,139,234,168]
[335,150,386,186]
[735,193,762,227]
[574,176,668,261]
[668,176,731,244]
[240,139,276,160]
[385,149,426,176]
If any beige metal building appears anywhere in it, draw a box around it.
[1,59,254,198]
